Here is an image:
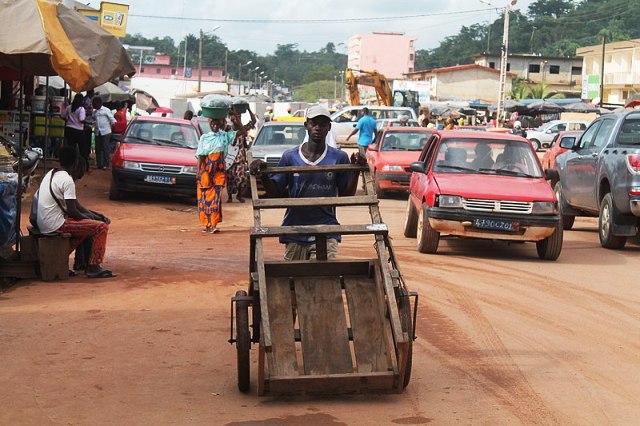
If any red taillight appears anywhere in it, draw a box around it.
[626,154,640,174]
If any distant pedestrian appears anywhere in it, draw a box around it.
[81,89,95,170]
[183,110,194,120]
[226,107,257,203]
[92,96,115,170]
[346,107,377,156]
[60,93,85,153]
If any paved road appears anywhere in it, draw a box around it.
[1,172,639,425]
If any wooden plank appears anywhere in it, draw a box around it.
[266,371,395,394]
[344,277,391,373]
[265,277,298,378]
[294,276,353,375]
[375,238,406,347]
[38,236,70,281]
[264,260,374,278]
[265,164,368,174]
[255,240,272,349]
[253,195,378,209]
[251,223,388,238]
[315,235,327,260]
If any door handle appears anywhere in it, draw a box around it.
[591,153,598,158]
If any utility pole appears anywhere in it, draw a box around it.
[497,0,517,126]
[600,33,606,107]
[224,50,228,83]
[197,29,203,92]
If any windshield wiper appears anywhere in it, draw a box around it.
[479,168,536,178]
[436,164,477,172]
[125,136,158,145]
[154,138,189,147]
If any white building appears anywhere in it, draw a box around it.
[576,39,640,106]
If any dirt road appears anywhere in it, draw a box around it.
[1,170,639,425]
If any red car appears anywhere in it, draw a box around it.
[403,130,563,260]
[366,127,434,197]
[110,116,201,200]
[540,130,583,170]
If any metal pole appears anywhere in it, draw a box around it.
[198,29,203,92]
[497,2,513,126]
[44,76,49,171]
[334,75,337,100]
[15,56,24,252]
[183,37,188,78]
[600,34,606,107]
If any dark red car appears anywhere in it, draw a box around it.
[110,116,201,200]
[403,130,563,260]
[366,127,434,197]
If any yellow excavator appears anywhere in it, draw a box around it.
[345,68,420,111]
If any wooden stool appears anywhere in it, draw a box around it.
[28,226,71,281]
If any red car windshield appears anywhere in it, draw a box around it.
[125,121,199,149]
[432,138,543,178]
[381,131,430,151]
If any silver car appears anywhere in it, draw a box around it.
[249,121,306,167]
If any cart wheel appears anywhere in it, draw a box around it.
[398,293,413,389]
[235,290,251,392]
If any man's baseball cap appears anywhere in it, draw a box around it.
[306,105,332,120]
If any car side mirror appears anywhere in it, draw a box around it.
[368,144,377,151]
[409,161,426,173]
[544,169,559,181]
[559,137,577,150]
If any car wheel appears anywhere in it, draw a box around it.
[599,193,627,249]
[530,139,541,151]
[403,197,418,238]
[416,203,439,254]
[374,172,386,199]
[554,182,575,230]
[536,224,563,260]
[109,175,123,200]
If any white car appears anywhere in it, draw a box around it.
[526,119,591,150]
[330,105,417,144]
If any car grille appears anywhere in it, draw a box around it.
[252,155,281,168]
[140,163,183,174]
[463,198,533,214]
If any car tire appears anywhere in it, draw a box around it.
[109,175,123,200]
[536,224,563,260]
[374,172,386,199]
[530,139,541,151]
[554,182,575,230]
[403,197,418,238]
[416,203,439,254]
[599,193,627,250]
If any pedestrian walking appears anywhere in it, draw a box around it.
[60,93,85,154]
[226,107,256,203]
[345,107,377,156]
[92,96,115,169]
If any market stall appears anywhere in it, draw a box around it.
[0,0,135,279]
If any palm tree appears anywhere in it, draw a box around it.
[527,82,552,99]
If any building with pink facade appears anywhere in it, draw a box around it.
[133,53,224,82]
[347,32,416,79]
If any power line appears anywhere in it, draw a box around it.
[129,9,491,24]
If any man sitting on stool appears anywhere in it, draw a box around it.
[36,146,115,278]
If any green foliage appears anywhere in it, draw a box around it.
[293,80,336,102]
[415,0,640,70]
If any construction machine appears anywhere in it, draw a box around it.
[345,68,420,113]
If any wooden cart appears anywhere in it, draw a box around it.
[229,157,418,395]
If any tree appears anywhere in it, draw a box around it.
[528,0,575,18]
[303,64,338,84]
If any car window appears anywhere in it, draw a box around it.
[125,120,199,149]
[592,119,615,148]
[559,136,576,147]
[334,110,357,123]
[372,129,383,146]
[381,131,431,151]
[432,138,542,177]
[578,121,602,149]
[616,115,640,145]
[254,124,305,146]
[421,135,439,163]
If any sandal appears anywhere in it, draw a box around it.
[86,266,116,279]
[210,227,220,234]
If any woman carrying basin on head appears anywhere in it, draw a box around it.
[196,96,246,233]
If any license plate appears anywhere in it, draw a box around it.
[144,175,176,185]
[473,218,519,231]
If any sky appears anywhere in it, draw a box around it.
[82,0,536,55]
